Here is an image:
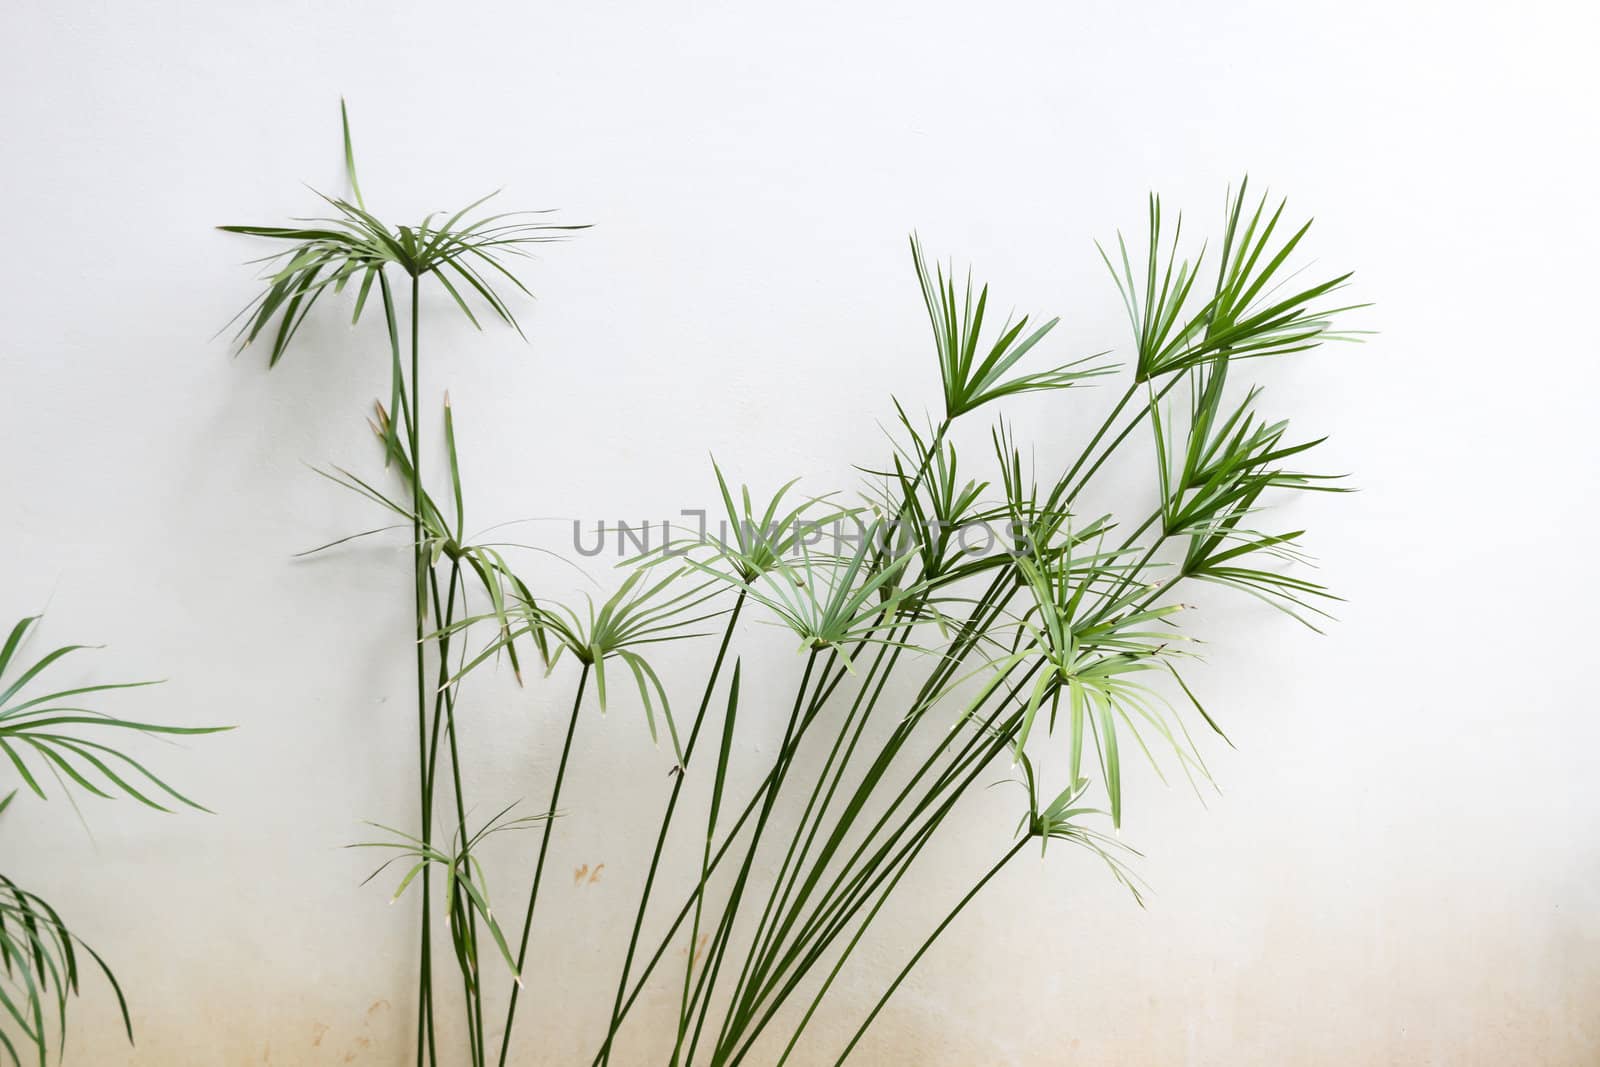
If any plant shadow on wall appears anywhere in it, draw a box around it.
[0,616,227,1066]
[220,103,1364,1067]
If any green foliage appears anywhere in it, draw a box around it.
[715,520,929,670]
[0,616,220,1067]
[220,102,584,369]
[305,398,555,675]
[859,405,1000,590]
[1100,182,1363,382]
[220,99,585,490]
[0,617,225,812]
[352,803,548,992]
[699,463,852,584]
[221,109,1362,1067]
[1015,764,1145,899]
[449,566,724,761]
[1153,362,1347,627]
[220,102,595,1067]
[605,182,1361,1067]
[913,236,1115,418]
[0,874,130,1067]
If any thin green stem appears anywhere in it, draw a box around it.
[684,585,1011,1064]
[1052,383,1137,510]
[724,706,1021,1067]
[430,562,486,1066]
[829,836,1029,1066]
[685,651,819,1065]
[598,593,746,1067]
[595,486,1010,1065]
[748,586,1015,973]
[407,274,438,1067]
[783,695,1026,988]
[722,664,1037,1061]
[496,662,591,1067]
[728,631,906,1024]
[588,729,812,1067]
[1059,376,1182,511]
[588,636,904,1067]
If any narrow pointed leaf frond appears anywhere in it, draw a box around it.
[911,235,1115,418]
[0,617,227,810]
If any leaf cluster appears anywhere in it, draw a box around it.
[913,236,1114,418]
[0,616,221,1067]
[1101,181,1363,382]
[221,102,585,369]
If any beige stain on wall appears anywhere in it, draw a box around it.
[44,902,1600,1066]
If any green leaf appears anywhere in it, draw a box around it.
[911,235,1114,418]
[0,616,225,810]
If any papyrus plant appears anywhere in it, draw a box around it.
[574,190,1360,1066]
[0,615,224,1066]
[224,102,1360,1065]
[222,102,597,1067]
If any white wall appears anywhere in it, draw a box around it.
[2,1,1597,1064]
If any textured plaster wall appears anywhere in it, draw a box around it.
[2,1,1597,1064]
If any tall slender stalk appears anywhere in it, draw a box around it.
[1052,382,1137,509]
[681,651,820,1063]
[590,733,823,1067]
[721,631,906,1032]
[598,593,746,1067]
[696,361,1209,1062]
[828,836,1029,1065]
[496,662,592,1066]
[405,275,440,1067]
[425,561,490,1065]
[591,583,1010,1064]
[712,364,1200,1058]
[715,662,1042,1064]
[221,104,588,1067]
[719,600,1008,1017]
